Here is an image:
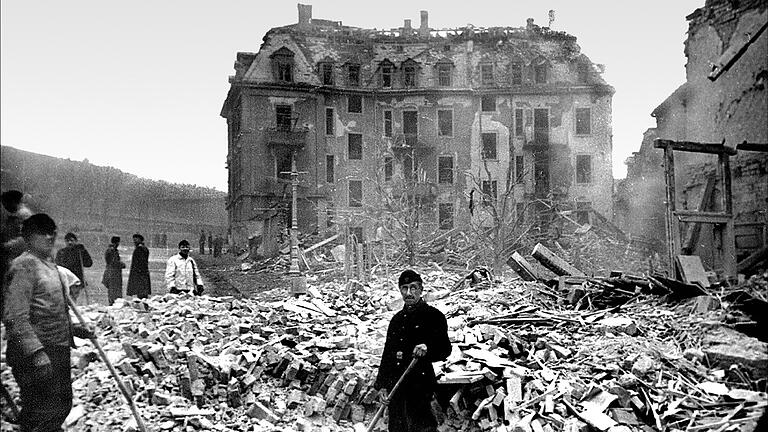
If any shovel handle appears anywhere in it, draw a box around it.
[366,357,419,432]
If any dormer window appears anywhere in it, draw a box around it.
[402,59,419,88]
[270,47,295,83]
[347,64,360,86]
[510,63,523,85]
[319,62,334,85]
[481,64,494,85]
[379,59,395,88]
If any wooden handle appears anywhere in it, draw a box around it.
[366,357,419,432]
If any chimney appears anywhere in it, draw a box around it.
[403,19,412,36]
[298,4,312,30]
[526,18,535,30]
[419,10,429,37]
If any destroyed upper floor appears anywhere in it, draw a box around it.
[223,5,613,104]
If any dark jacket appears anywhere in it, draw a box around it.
[55,244,93,284]
[101,245,124,289]
[374,299,451,392]
[126,244,150,298]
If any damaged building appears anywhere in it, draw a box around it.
[221,4,614,256]
[617,0,767,275]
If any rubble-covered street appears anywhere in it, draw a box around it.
[3,254,765,432]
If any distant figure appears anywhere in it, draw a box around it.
[126,233,151,299]
[55,233,93,301]
[161,232,167,249]
[207,232,213,255]
[165,240,204,295]
[101,236,125,305]
[213,235,222,258]
[199,230,206,255]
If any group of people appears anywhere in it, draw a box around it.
[198,229,224,257]
[2,192,451,432]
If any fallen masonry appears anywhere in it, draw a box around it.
[1,269,767,432]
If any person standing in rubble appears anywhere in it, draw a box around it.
[101,236,125,305]
[164,239,204,295]
[126,233,151,299]
[199,229,206,255]
[3,213,95,431]
[374,269,452,432]
[207,232,213,256]
[54,232,93,302]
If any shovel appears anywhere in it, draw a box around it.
[366,357,419,432]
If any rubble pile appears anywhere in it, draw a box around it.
[2,269,767,432]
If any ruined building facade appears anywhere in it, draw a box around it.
[221,5,614,254]
[617,0,767,271]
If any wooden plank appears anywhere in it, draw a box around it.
[303,233,340,253]
[681,176,716,254]
[531,243,585,277]
[736,142,768,152]
[506,251,539,281]
[675,211,732,224]
[708,18,768,81]
[653,139,737,155]
[675,255,710,288]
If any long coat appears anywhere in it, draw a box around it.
[126,244,151,298]
[101,245,124,304]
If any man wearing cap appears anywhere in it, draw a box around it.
[374,269,451,432]
[3,213,95,430]
[164,239,204,295]
[101,236,125,305]
[55,232,93,301]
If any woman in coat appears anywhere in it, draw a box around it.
[126,233,151,298]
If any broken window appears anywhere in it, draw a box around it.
[438,203,454,230]
[575,108,591,135]
[576,155,592,184]
[325,107,334,135]
[348,95,362,113]
[481,95,496,112]
[534,63,547,84]
[481,133,497,160]
[276,105,292,131]
[510,63,523,85]
[438,156,454,184]
[384,156,393,181]
[348,180,363,207]
[271,47,295,83]
[576,201,591,224]
[277,62,293,82]
[533,108,549,145]
[320,63,334,85]
[382,65,393,87]
[481,180,497,205]
[403,110,418,147]
[438,109,453,136]
[438,64,452,87]
[326,203,335,227]
[577,63,589,84]
[403,65,417,87]
[326,155,334,183]
[383,110,393,137]
[515,109,524,137]
[348,133,362,160]
[481,64,494,85]
[515,155,524,183]
[347,64,360,86]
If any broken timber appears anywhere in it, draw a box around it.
[506,251,540,281]
[531,243,586,277]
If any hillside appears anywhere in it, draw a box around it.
[0,146,227,243]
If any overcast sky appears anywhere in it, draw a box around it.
[1,0,703,192]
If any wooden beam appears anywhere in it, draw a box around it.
[653,139,737,155]
[681,176,716,254]
[303,233,340,253]
[531,243,586,277]
[736,142,768,152]
[662,146,679,272]
[675,211,733,224]
[506,251,540,281]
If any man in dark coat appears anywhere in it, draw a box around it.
[374,269,452,432]
[199,230,206,255]
[126,233,151,299]
[3,213,95,430]
[55,232,93,301]
[101,236,125,305]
